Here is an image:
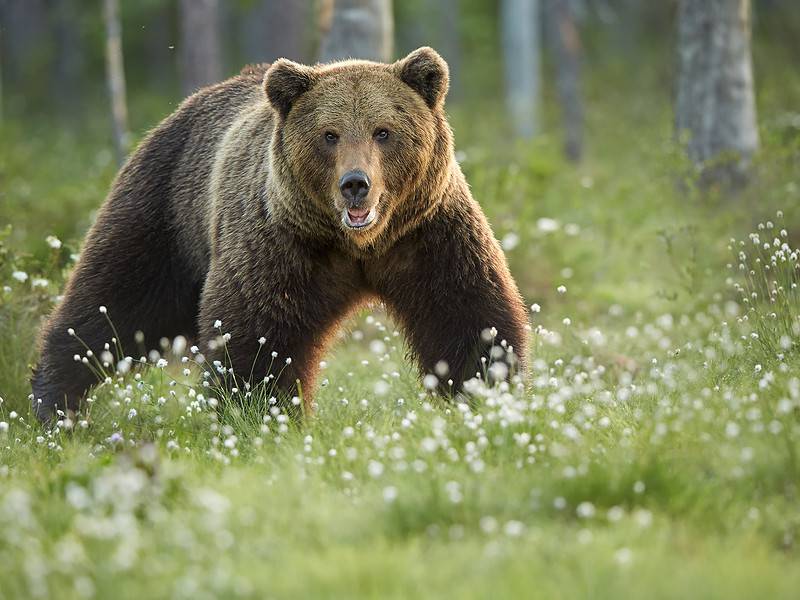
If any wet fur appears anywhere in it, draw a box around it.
[32,48,528,421]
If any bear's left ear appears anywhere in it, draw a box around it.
[393,47,449,110]
[264,59,319,118]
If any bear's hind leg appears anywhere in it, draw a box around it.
[32,225,203,424]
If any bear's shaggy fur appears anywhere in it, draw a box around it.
[32,47,529,421]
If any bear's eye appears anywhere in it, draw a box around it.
[374,128,390,142]
[324,131,339,144]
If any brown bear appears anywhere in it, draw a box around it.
[31,47,529,422]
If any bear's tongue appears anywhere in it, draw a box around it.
[347,207,370,224]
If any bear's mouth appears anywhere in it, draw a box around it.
[342,206,377,230]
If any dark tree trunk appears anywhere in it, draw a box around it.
[0,20,4,122]
[144,1,174,89]
[0,0,47,82]
[179,0,222,96]
[319,0,394,63]
[675,0,759,184]
[51,0,84,117]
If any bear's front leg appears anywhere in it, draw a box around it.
[197,244,366,414]
[368,199,529,394]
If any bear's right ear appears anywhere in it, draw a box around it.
[263,59,318,118]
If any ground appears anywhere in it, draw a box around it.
[1,49,800,598]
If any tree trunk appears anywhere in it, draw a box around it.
[675,0,759,183]
[319,0,394,63]
[51,0,84,118]
[241,0,312,64]
[549,0,584,162]
[0,0,47,114]
[501,0,541,139]
[0,24,4,123]
[179,0,222,96]
[432,0,462,101]
[103,0,129,166]
[145,2,174,89]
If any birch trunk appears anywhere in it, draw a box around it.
[501,0,541,139]
[103,0,129,166]
[319,0,394,63]
[675,0,759,182]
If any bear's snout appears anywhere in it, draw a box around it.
[339,170,371,207]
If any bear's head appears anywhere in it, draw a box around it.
[264,47,453,249]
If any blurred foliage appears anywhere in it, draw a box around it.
[2,1,798,123]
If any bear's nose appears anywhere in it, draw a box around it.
[339,170,371,205]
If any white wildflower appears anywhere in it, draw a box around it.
[503,520,525,537]
[501,232,519,251]
[576,502,596,519]
[367,460,384,478]
[614,547,633,566]
[382,486,398,503]
[537,217,560,233]
[423,374,439,390]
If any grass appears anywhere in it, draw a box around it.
[2,47,800,598]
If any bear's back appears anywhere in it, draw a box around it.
[161,70,272,279]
